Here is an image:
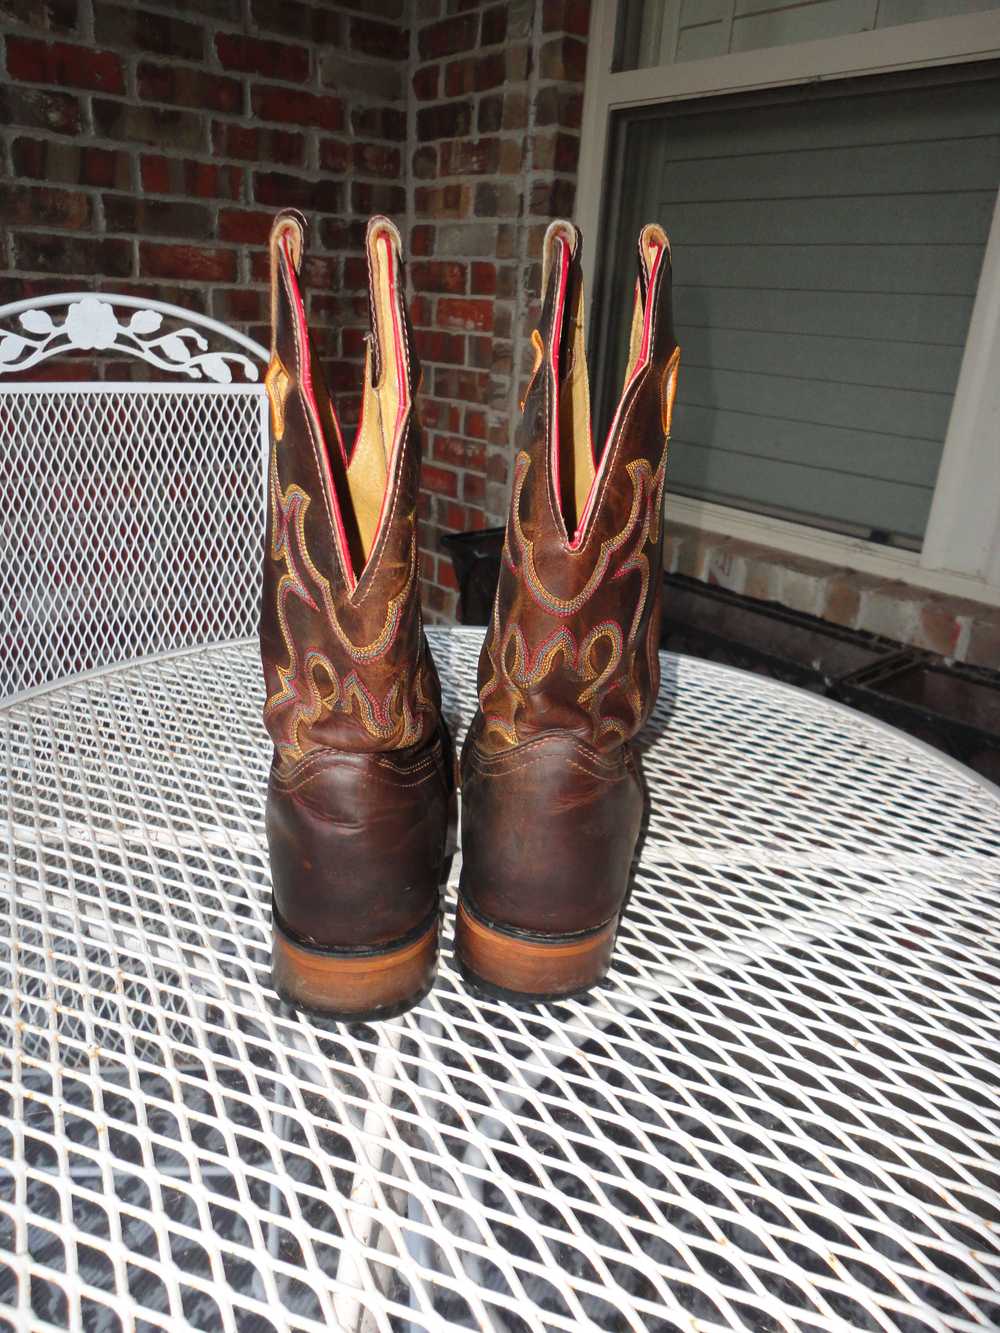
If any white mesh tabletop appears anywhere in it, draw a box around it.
[2,625,1000,1333]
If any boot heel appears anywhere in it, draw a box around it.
[454,899,617,1002]
[272,913,439,1020]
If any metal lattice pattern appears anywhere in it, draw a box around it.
[2,627,1000,1332]
[0,386,265,699]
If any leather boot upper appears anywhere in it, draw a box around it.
[259,210,441,767]
[473,220,680,757]
[260,212,450,954]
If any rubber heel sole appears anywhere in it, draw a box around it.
[455,900,617,1002]
[272,916,438,1021]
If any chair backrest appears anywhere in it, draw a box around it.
[0,293,269,701]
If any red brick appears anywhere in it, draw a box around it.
[12,137,128,189]
[0,0,78,31]
[141,155,243,200]
[6,37,124,93]
[213,287,268,324]
[530,178,576,217]
[411,225,435,256]
[534,86,584,129]
[93,4,203,59]
[436,557,459,590]
[475,52,506,94]
[412,65,438,100]
[253,85,344,131]
[351,105,406,140]
[416,101,472,142]
[475,181,520,218]
[478,94,502,133]
[470,262,497,295]
[93,99,205,150]
[351,181,406,214]
[251,0,341,43]
[15,232,131,276]
[543,0,590,36]
[0,182,89,229]
[320,139,350,173]
[433,367,490,401]
[253,171,342,212]
[421,463,459,497]
[486,452,509,483]
[341,327,367,359]
[0,85,81,134]
[482,3,507,45]
[464,409,487,439]
[534,130,580,173]
[415,184,470,219]
[438,297,494,332]
[350,15,408,60]
[215,33,310,81]
[462,472,486,505]
[965,613,1000,669]
[439,138,500,176]
[218,209,274,245]
[411,261,466,294]
[412,145,437,180]
[421,399,461,431]
[138,63,242,114]
[140,243,238,282]
[418,13,478,58]
[318,217,367,254]
[351,142,401,179]
[432,435,485,470]
[342,256,368,290]
[213,122,304,167]
[416,330,466,365]
[105,196,213,240]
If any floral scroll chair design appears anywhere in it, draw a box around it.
[0,294,259,383]
[0,291,269,699]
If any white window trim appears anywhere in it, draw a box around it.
[578,3,1000,608]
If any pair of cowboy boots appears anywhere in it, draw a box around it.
[260,211,679,1020]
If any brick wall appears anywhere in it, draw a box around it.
[0,0,591,623]
[408,0,588,619]
[0,0,407,423]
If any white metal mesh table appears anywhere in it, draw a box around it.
[2,625,1000,1333]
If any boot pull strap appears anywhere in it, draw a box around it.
[269,210,306,360]
[636,222,676,371]
[364,215,420,401]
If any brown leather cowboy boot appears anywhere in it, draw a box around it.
[456,219,679,1001]
[260,211,452,1019]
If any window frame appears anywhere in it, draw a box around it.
[577,3,1000,607]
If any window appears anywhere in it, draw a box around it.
[592,65,1000,549]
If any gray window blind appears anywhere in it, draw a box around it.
[594,68,1000,547]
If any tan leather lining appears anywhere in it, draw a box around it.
[542,219,595,536]
[560,276,595,528]
[347,220,408,562]
[660,345,681,436]
[264,353,290,442]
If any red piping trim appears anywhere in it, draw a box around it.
[280,233,357,592]
[547,237,571,535]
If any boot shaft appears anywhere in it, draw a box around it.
[477,219,680,754]
[260,211,440,765]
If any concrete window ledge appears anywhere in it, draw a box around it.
[665,522,1000,669]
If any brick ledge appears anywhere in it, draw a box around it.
[664,522,1000,669]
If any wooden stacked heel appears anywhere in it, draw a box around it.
[455,899,618,1002]
[272,911,439,1021]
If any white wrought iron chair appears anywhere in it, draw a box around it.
[0,292,268,701]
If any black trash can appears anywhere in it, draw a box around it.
[439,527,505,626]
